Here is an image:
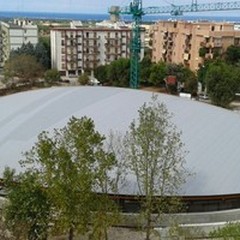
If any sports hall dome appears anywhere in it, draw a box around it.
[1,86,240,199]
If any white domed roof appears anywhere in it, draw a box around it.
[1,86,240,196]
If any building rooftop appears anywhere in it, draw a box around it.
[1,86,240,196]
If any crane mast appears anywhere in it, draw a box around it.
[129,0,143,89]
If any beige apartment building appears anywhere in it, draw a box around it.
[152,21,240,71]
[0,19,38,67]
[51,21,144,77]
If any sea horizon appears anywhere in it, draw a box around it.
[1,10,240,23]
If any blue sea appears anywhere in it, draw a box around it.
[0,11,240,23]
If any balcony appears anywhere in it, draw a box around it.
[183,53,190,61]
[84,51,100,55]
[83,36,100,40]
[66,52,77,56]
[105,52,121,56]
[66,35,76,39]
[66,42,77,47]
[66,57,77,62]
[105,36,121,40]
[205,42,212,48]
[87,58,100,63]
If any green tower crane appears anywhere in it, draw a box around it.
[129,0,144,89]
[110,0,240,89]
[111,1,144,89]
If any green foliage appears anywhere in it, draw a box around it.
[181,67,198,94]
[166,83,178,94]
[93,58,130,87]
[149,61,167,86]
[19,116,119,239]
[224,45,240,65]
[38,25,50,36]
[44,68,61,84]
[199,47,208,57]
[107,58,130,87]
[35,42,51,70]
[10,41,50,70]
[4,54,43,85]
[39,36,51,69]
[205,60,239,107]
[166,63,184,82]
[212,48,221,59]
[78,73,89,85]
[140,55,152,85]
[4,168,52,240]
[94,58,197,91]
[170,224,205,240]
[209,222,240,239]
[124,96,188,240]
[95,65,108,85]
[0,214,15,240]
[10,42,35,57]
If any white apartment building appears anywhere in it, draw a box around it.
[51,21,144,77]
[0,19,38,66]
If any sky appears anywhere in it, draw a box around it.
[0,0,234,14]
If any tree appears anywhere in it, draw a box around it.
[78,73,89,85]
[95,65,109,85]
[20,116,119,240]
[107,58,130,87]
[90,151,120,240]
[10,42,35,58]
[198,47,208,58]
[149,61,167,86]
[3,167,52,240]
[140,55,152,85]
[10,41,51,70]
[209,222,240,240]
[44,68,61,85]
[124,96,188,240]
[166,63,185,82]
[35,42,50,70]
[4,54,43,85]
[38,36,51,69]
[224,45,240,65]
[205,60,239,107]
[180,67,198,94]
